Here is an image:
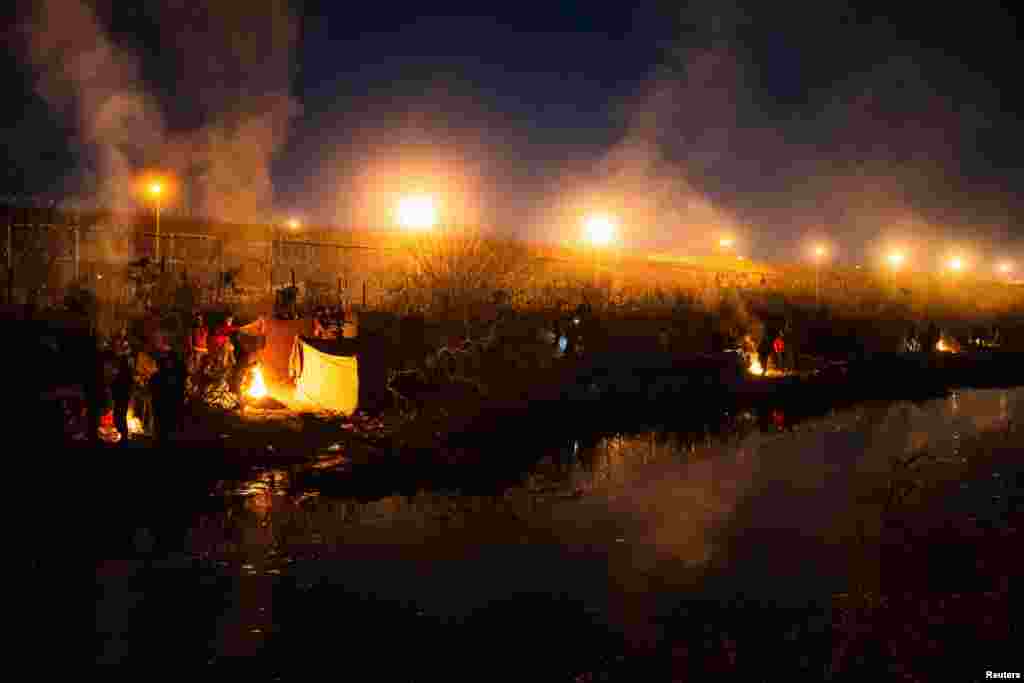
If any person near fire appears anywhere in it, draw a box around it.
[757,330,773,377]
[187,312,209,375]
[132,334,160,436]
[111,347,134,444]
[150,330,187,443]
[772,330,786,372]
[209,314,240,372]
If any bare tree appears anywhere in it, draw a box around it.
[403,227,534,319]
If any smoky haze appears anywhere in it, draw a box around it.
[12,2,1022,265]
[20,0,298,224]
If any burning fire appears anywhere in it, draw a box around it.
[747,356,764,375]
[126,407,144,435]
[935,337,959,353]
[246,364,268,399]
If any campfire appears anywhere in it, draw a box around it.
[246,364,268,400]
[935,336,960,353]
[127,411,144,435]
[747,356,764,375]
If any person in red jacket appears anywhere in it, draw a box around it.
[187,312,209,374]
[210,314,240,371]
[772,331,786,372]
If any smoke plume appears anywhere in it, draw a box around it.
[21,0,299,224]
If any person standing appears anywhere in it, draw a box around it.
[86,347,114,445]
[150,337,187,444]
[187,312,209,375]
[133,340,159,437]
[111,350,134,445]
[757,330,773,377]
[210,314,240,373]
[773,331,786,372]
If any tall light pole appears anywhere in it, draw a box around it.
[583,214,617,300]
[149,182,163,262]
[813,245,826,308]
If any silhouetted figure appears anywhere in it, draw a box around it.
[757,332,773,377]
[86,347,113,445]
[926,322,940,353]
[151,349,187,444]
[111,352,133,444]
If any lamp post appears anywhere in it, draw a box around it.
[583,214,617,300]
[813,245,826,308]
[149,182,163,262]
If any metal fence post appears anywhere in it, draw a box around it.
[73,225,80,282]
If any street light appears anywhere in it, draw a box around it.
[396,195,438,231]
[148,182,163,261]
[583,214,616,247]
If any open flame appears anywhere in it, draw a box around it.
[126,407,144,435]
[747,356,764,375]
[246,364,268,399]
[935,337,959,353]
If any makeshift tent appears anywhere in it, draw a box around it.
[263,317,313,381]
[291,337,359,415]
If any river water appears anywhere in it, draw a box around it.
[95,387,1022,674]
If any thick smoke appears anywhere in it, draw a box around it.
[546,1,1020,263]
[21,0,298,224]
[22,0,165,208]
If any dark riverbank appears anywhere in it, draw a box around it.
[91,387,1021,678]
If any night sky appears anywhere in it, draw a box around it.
[2,1,1022,262]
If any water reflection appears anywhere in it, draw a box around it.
[102,388,1024,663]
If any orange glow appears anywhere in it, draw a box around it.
[948,257,964,272]
[396,195,439,231]
[136,173,175,203]
[998,262,1012,274]
[719,237,734,249]
[583,214,617,246]
[747,356,763,375]
[887,250,905,269]
[126,406,144,435]
[814,245,826,259]
[246,365,268,400]
[286,218,301,230]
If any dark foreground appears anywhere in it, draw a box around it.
[86,384,1022,679]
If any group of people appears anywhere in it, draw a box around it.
[89,326,187,446]
[311,305,349,340]
[87,310,262,445]
[755,328,788,376]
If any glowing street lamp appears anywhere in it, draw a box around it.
[396,195,438,231]
[583,214,617,247]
